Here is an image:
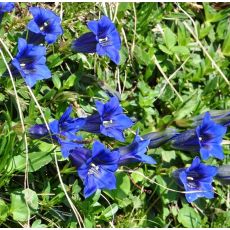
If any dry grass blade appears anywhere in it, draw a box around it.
[0,41,30,227]
[152,54,184,102]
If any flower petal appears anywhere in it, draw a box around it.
[72,32,97,53]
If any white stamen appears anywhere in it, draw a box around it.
[88,163,100,175]
[99,37,108,43]
[103,120,113,126]
[199,137,202,141]
[20,63,26,67]
[40,22,48,31]
[187,176,194,181]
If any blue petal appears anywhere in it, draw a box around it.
[72,32,97,53]
[95,168,117,190]
[111,114,133,129]
[87,20,99,35]
[29,124,48,139]
[27,20,41,34]
[69,147,91,167]
[100,126,125,142]
[0,3,14,13]
[92,141,105,157]
[109,30,121,50]
[45,33,58,44]
[98,16,116,37]
[189,157,201,171]
[185,192,199,203]
[49,120,59,134]
[59,105,72,123]
[83,175,98,198]
[104,45,120,65]
[80,115,101,133]
[17,38,27,52]
[102,96,123,116]
[95,100,105,116]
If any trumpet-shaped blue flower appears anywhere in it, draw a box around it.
[81,97,133,142]
[77,141,120,198]
[118,131,156,165]
[72,15,121,65]
[29,106,85,150]
[170,112,227,160]
[173,157,217,203]
[11,38,51,88]
[27,7,63,44]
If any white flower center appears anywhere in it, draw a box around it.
[186,176,197,189]
[103,120,113,127]
[98,37,111,46]
[20,63,26,67]
[88,163,100,175]
[40,22,48,31]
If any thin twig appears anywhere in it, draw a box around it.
[101,193,115,228]
[152,54,184,102]
[158,56,190,99]
[130,3,137,59]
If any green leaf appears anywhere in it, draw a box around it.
[100,203,118,220]
[134,45,151,65]
[170,46,189,55]
[10,189,38,222]
[164,27,177,49]
[9,150,53,173]
[177,205,202,228]
[32,219,47,228]
[222,30,230,56]
[52,74,62,90]
[47,53,63,68]
[0,199,9,222]
[63,74,77,89]
[161,150,176,163]
[158,44,172,55]
[107,172,130,199]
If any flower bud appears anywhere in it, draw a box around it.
[216,165,230,185]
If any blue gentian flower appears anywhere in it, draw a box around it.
[29,105,85,146]
[0,2,14,14]
[173,157,217,203]
[170,112,227,160]
[11,38,51,88]
[72,15,121,65]
[81,97,133,142]
[29,124,49,140]
[118,131,156,165]
[48,105,85,143]
[27,7,63,44]
[77,141,120,198]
